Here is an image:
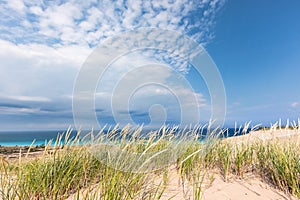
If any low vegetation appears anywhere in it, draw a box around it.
[0,122,299,199]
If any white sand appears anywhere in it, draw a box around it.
[225,129,300,144]
[160,167,297,200]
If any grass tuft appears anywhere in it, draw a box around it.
[0,121,299,199]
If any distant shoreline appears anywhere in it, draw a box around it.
[1,127,299,147]
[0,128,248,147]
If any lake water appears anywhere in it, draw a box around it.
[0,128,249,146]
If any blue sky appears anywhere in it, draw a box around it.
[208,0,300,125]
[0,0,299,130]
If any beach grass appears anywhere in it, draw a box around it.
[0,122,299,199]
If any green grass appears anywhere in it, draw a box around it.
[0,122,299,199]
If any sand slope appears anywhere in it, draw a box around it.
[160,171,297,200]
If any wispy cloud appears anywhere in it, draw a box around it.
[0,0,226,129]
[0,94,51,102]
[291,102,299,108]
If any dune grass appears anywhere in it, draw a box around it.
[0,122,299,199]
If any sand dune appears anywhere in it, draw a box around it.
[225,129,300,144]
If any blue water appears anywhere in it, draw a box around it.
[0,130,79,146]
[0,128,249,146]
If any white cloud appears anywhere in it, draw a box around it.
[38,2,82,31]
[1,0,225,46]
[7,0,25,12]
[29,6,43,15]
[0,106,43,115]
[0,39,91,99]
[0,95,51,102]
[92,52,210,126]
[291,102,299,108]
[0,0,225,129]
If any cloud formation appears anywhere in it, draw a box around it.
[0,0,225,46]
[0,0,225,130]
[291,102,299,108]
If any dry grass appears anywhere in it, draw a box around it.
[0,121,299,199]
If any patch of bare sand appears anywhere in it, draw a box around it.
[201,174,297,200]
[224,129,300,144]
[159,167,298,200]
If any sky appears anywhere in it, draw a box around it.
[0,0,299,131]
[208,0,300,125]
